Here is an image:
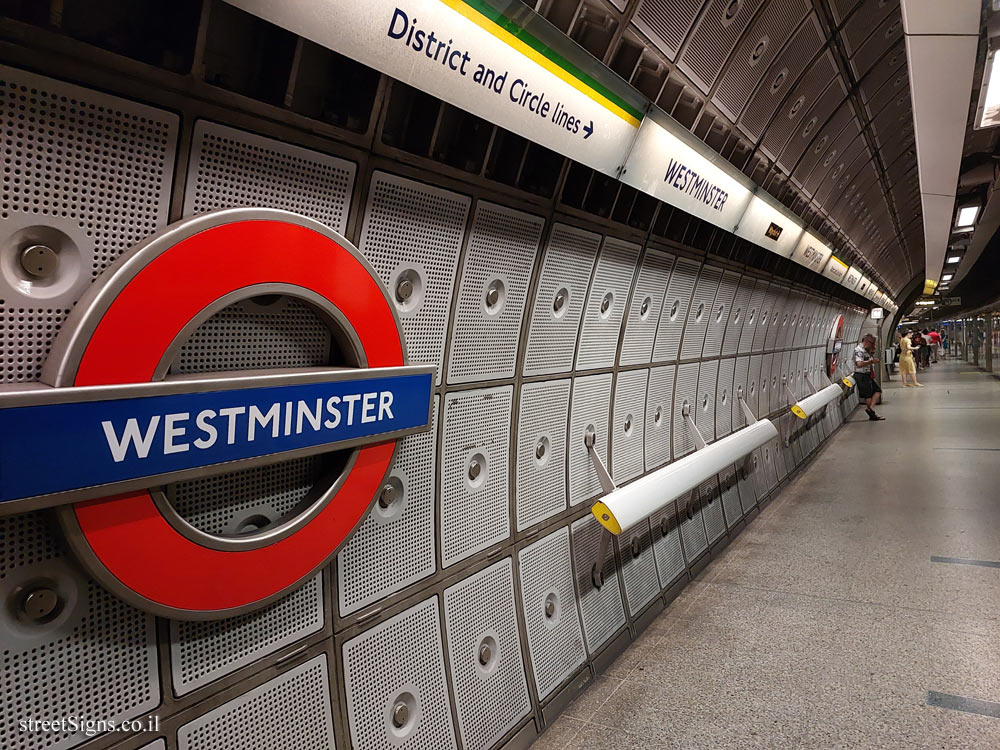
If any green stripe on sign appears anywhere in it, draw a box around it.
[460,0,645,122]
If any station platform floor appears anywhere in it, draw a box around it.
[537,359,1000,749]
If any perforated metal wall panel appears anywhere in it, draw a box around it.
[723,275,753,356]
[442,559,531,750]
[644,364,675,471]
[733,356,751,430]
[680,265,723,360]
[741,279,767,354]
[178,655,335,750]
[737,457,758,514]
[750,447,768,499]
[611,368,648,483]
[761,441,779,493]
[652,257,700,363]
[170,574,323,695]
[716,357,736,439]
[695,359,719,443]
[700,477,726,544]
[576,237,640,371]
[516,380,570,531]
[719,465,743,526]
[778,293,801,349]
[703,270,740,358]
[771,351,790,414]
[772,430,789,481]
[343,597,456,750]
[679,500,709,563]
[747,355,763,419]
[447,202,544,384]
[764,287,787,350]
[711,0,811,120]
[632,0,702,60]
[517,528,586,701]
[0,66,176,383]
[570,516,626,654]
[678,0,764,93]
[758,354,772,416]
[358,172,470,384]
[0,512,159,750]
[441,387,512,567]
[568,374,613,506]
[754,284,776,352]
[649,504,686,587]
[620,248,674,366]
[673,362,700,458]
[338,398,439,615]
[618,520,660,616]
[759,52,839,162]
[523,224,600,376]
[183,120,354,232]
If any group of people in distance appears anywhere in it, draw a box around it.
[851,327,943,422]
[895,327,940,388]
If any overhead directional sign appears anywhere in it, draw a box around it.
[790,230,832,272]
[621,112,754,232]
[941,296,962,305]
[822,255,849,283]
[225,0,644,176]
[734,193,803,258]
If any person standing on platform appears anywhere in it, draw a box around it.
[928,328,941,363]
[911,329,926,370]
[920,329,933,368]
[898,331,922,387]
[853,334,885,420]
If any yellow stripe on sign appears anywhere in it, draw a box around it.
[830,256,848,270]
[437,0,641,128]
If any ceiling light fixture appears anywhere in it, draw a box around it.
[955,205,979,229]
[947,255,962,263]
[942,274,953,281]
[976,48,1000,128]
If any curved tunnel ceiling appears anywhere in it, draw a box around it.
[580,0,923,296]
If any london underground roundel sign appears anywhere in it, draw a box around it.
[0,209,434,619]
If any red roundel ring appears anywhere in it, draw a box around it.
[51,209,404,619]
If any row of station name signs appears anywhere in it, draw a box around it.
[226,0,896,313]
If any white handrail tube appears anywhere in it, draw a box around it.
[591,418,778,535]
[790,382,842,419]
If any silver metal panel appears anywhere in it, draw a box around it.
[750,447,769,499]
[518,527,586,701]
[343,597,457,750]
[764,286,787,350]
[770,351,789,414]
[443,559,531,750]
[447,202,544,384]
[754,282,776,353]
[183,120,354,233]
[733,356,750,431]
[644,364,675,471]
[516,380,570,531]
[576,237,640,371]
[441,387,512,567]
[620,248,674,366]
[632,0,702,60]
[737,457,758,514]
[759,52,839,162]
[649,503,685,587]
[358,172,470,385]
[523,224,600,376]
[757,354,772,417]
[711,0,811,120]
[719,464,743,527]
[611,368,649,484]
[338,397,439,615]
[568,373,613,506]
[747,354,763,420]
[779,415,798,473]
[178,655,335,750]
[679,265,723,360]
[673,362,700,458]
[618,519,660,616]
[652,257,700,363]
[761,440,779,493]
[678,0,764,93]
[695,359,719,443]
[679,500,708,562]
[741,279,767,354]
[716,357,736,438]
[570,515,626,654]
[778,292,802,349]
[0,512,159,750]
[700,477,726,545]
[171,574,323,695]
[792,296,812,347]
[703,270,740,358]
[723,275,753,356]
[0,66,176,383]
[772,429,789,481]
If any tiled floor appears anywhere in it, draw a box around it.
[534,360,1000,748]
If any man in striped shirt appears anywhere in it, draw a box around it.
[853,334,884,421]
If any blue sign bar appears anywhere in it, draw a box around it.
[0,371,433,505]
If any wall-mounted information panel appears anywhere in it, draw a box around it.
[735,194,803,259]
[843,266,863,292]
[822,255,848,284]
[225,0,643,176]
[790,231,832,273]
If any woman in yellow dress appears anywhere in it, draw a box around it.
[898,331,922,387]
